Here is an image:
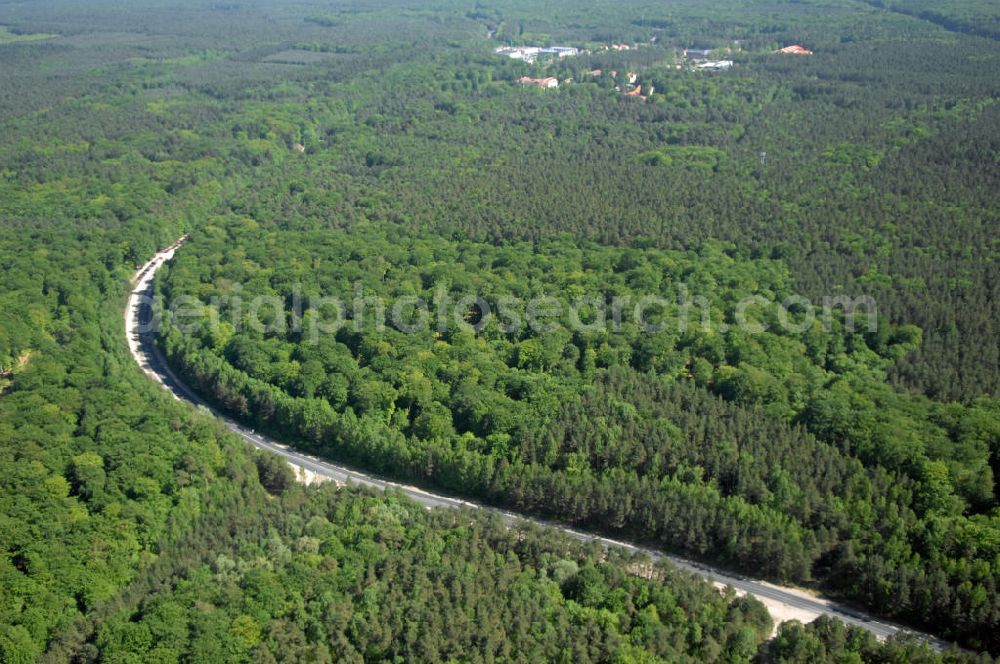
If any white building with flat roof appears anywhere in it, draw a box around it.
[697,60,733,70]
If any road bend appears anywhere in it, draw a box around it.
[126,238,946,649]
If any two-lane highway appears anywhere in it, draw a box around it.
[126,238,945,648]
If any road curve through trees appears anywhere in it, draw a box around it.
[126,238,945,648]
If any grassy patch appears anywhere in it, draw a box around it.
[0,26,57,45]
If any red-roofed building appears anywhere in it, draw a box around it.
[778,45,813,55]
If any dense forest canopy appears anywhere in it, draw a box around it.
[157,202,1000,651]
[0,0,998,660]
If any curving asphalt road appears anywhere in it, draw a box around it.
[126,238,946,649]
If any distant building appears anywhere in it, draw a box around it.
[518,76,559,88]
[625,85,652,101]
[292,143,306,153]
[778,44,813,55]
[540,46,578,57]
[496,45,577,62]
[626,71,638,84]
[589,69,603,76]
[697,60,733,70]
[495,46,541,62]
[684,48,713,61]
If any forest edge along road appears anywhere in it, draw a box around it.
[126,238,947,647]
[126,237,947,648]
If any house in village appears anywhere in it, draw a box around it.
[778,44,813,55]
